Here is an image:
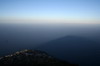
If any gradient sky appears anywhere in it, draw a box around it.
[0,0,100,23]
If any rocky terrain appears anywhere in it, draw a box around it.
[0,49,78,66]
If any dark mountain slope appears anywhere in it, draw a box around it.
[36,36,100,66]
[0,49,78,66]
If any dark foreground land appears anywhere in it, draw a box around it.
[0,49,78,66]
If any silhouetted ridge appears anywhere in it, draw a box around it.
[37,36,98,50]
[0,49,78,66]
[36,36,99,66]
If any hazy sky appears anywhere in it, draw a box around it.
[0,0,100,23]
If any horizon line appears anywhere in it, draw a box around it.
[0,18,100,24]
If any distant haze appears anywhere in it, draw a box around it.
[0,23,100,50]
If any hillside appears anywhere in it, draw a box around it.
[0,49,78,66]
[36,36,99,66]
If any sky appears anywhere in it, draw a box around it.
[0,0,100,24]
